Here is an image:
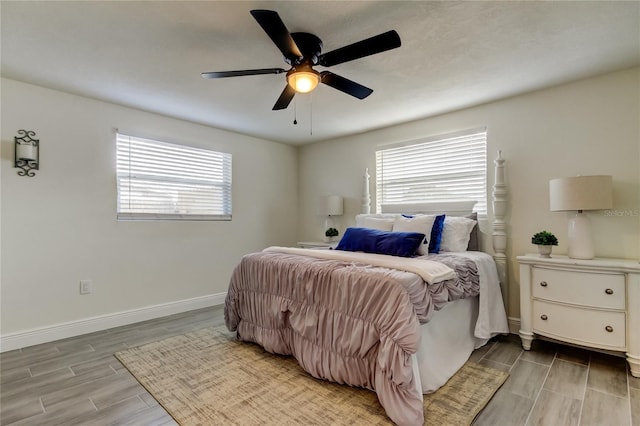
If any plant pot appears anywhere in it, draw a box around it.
[537,245,553,258]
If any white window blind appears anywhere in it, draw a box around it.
[116,133,232,221]
[375,129,487,216]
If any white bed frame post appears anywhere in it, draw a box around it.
[362,168,371,214]
[492,150,509,315]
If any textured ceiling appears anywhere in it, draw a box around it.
[2,1,638,145]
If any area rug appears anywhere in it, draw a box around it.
[115,327,508,425]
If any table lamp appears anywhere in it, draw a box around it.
[549,175,612,259]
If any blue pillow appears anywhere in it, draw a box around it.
[335,227,425,257]
[428,214,446,254]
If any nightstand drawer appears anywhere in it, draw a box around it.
[532,300,626,349]
[532,267,625,309]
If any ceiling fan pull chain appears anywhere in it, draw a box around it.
[310,93,313,136]
[293,98,297,125]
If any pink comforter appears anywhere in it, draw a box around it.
[225,251,479,425]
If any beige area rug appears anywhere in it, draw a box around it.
[115,327,508,425]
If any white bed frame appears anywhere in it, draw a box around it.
[360,151,509,394]
[361,150,509,314]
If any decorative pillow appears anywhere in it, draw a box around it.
[465,212,479,251]
[355,213,398,227]
[439,216,477,252]
[392,215,438,255]
[335,227,425,257]
[362,217,395,231]
[428,214,446,254]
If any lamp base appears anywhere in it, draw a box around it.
[567,211,595,260]
[324,216,335,240]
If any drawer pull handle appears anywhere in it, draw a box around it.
[605,326,613,333]
[540,281,548,287]
[540,314,548,321]
[605,288,614,295]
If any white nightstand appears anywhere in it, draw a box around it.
[518,254,640,377]
[297,241,338,249]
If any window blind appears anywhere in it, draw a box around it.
[375,130,487,216]
[116,133,232,220]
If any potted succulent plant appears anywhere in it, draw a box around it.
[324,227,339,242]
[531,230,558,258]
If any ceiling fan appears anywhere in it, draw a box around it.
[202,10,401,110]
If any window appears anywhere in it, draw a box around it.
[375,129,487,215]
[116,133,232,220]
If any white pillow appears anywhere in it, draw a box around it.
[362,217,394,231]
[440,216,477,252]
[355,213,398,227]
[392,215,437,255]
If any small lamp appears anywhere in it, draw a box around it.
[14,129,40,177]
[549,175,613,259]
[322,195,343,236]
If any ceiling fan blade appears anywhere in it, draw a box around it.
[273,84,296,110]
[201,68,285,79]
[320,71,373,99]
[317,30,401,67]
[250,10,303,62]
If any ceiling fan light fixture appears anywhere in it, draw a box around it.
[287,67,320,94]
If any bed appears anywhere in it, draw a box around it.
[225,152,509,426]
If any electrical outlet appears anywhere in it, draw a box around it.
[80,280,92,295]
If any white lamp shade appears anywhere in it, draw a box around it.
[549,175,613,212]
[16,142,37,160]
[322,195,343,216]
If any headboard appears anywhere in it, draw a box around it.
[381,201,477,217]
[360,151,509,314]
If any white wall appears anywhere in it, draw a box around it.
[2,68,638,343]
[1,78,298,338]
[298,67,640,319]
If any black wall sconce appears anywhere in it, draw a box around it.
[14,129,39,177]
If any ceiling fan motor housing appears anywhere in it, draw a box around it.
[289,32,323,65]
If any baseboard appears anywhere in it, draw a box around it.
[1,298,523,353]
[508,316,521,335]
[0,293,226,353]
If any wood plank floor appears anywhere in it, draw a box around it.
[1,306,638,425]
